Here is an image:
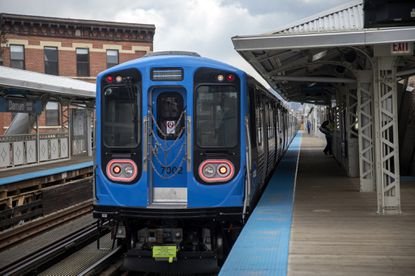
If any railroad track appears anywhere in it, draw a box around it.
[0,220,105,276]
[0,199,93,251]
[77,245,124,276]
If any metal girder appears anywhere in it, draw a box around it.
[271,76,356,83]
[357,70,375,192]
[373,56,401,214]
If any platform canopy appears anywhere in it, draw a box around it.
[232,0,415,105]
[0,65,96,104]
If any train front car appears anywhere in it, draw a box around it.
[94,52,247,273]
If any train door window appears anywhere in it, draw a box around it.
[195,85,238,148]
[156,92,184,140]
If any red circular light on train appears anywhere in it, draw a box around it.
[112,165,121,174]
[226,74,235,81]
[218,165,228,175]
[106,75,113,83]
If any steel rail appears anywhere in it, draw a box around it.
[0,221,107,276]
[0,199,93,250]
[77,245,123,276]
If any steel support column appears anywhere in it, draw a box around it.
[357,70,375,192]
[332,88,342,161]
[345,85,359,177]
[373,56,401,214]
[87,108,93,157]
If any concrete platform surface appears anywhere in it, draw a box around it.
[288,133,415,276]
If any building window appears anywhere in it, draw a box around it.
[10,45,25,69]
[44,47,59,75]
[46,102,60,126]
[106,49,119,68]
[76,48,89,76]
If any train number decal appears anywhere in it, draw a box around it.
[161,166,183,175]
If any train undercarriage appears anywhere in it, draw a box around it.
[94,206,242,274]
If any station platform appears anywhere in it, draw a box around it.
[221,131,415,276]
[0,155,93,186]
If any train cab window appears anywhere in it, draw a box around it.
[156,92,184,140]
[102,85,139,148]
[195,85,238,148]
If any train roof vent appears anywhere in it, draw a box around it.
[144,51,201,58]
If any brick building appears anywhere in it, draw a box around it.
[0,13,155,135]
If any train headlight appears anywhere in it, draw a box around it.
[124,165,134,177]
[202,164,216,178]
[115,75,123,83]
[106,159,137,182]
[198,159,235,183]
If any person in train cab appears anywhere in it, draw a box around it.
[319,120,333,155]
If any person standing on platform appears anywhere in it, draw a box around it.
[319,120,333,155]
[306,120,311,134]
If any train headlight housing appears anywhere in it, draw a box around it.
[106,159,137,182]
[202,164,216,178]
[198,159,235,183]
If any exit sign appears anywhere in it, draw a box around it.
[391,42,413,55]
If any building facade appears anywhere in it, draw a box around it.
[0,13,155,135]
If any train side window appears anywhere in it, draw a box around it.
[247,82,257,148]
[255,94,263,146]
[264,100,270,138]
[269,103,275,138]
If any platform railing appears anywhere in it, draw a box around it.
[0,132,70,171]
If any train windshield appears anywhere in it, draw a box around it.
[195,85,238,148]
[102,85,140,148]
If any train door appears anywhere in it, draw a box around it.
[148,87,188,206]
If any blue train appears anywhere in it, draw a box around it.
[93,52,297,273]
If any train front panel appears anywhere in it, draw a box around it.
[94,55,248,214]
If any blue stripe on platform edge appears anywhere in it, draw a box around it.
[0,161,94,186]
[220,132,302,276]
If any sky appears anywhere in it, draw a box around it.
[0,0,346,86]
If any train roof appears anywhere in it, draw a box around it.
[98,51,242,78]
